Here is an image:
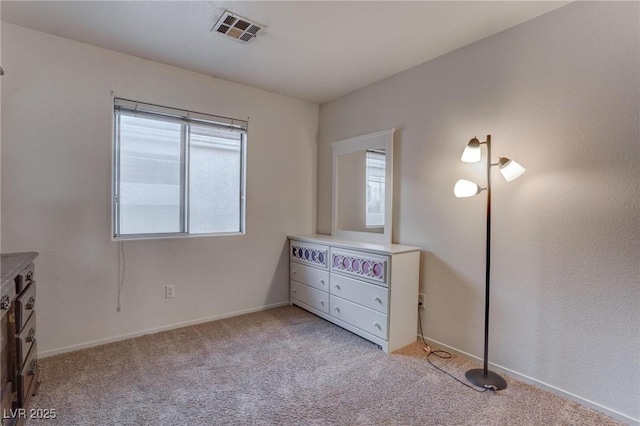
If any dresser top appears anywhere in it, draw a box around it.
[289,234,420,255]
[1,252,38,288]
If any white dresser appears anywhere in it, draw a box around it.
[289,234,420,353]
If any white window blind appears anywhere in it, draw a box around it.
[366,150,385,228]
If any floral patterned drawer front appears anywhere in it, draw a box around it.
[290,240,329,270]
[330,248,389,286]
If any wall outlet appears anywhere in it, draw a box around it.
[165,285,175,299]
[418,293,425,308]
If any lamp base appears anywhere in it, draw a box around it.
[465,368,507,390]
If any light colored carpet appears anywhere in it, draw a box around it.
[27,306,621,425]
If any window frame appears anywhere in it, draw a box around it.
[112,98,247,241]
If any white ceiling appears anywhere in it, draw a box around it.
[0,1,569,104]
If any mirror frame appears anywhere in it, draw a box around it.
[331,128,394,244]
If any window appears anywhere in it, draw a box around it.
[113,98,246,239]
[365,150,385,228]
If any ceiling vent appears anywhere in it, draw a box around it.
[212,10,264,43]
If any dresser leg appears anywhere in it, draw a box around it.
[32,380,41,397]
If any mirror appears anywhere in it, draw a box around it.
[331,129,394,244]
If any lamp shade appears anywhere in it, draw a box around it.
[461,138,481,163]
[454,179,482,198]
[498,158,526,182]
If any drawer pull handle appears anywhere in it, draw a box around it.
[292,288,297,292]
[334,284,341,291]
[374,297,382,304]
[0,295,10,310]
[292,270,297,275]
[319,300,325,306]
[26,271,34,282]
[26,296,36,310]
[319,280,325,286]
[29,360,37,375]
[334,307,340,313]
[26,327,36,343]
[374,322,381,329]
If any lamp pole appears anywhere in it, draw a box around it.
[484,134,492,375]
[464,134,507,390]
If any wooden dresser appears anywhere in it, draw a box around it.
[289,235,420,353]
[1,252,39,426]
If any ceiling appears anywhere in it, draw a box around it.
[0,1,569,104]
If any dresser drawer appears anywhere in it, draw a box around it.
[15,282,36,334]
[15,263,35,295]
[1,280,16,320]
[330,273,389,314]
[16,312,36,370]
[330,295,388,340]
[290,240,329,270]
[330,248,389,286]
[17,341,38,407]
[290,262,329,292]
[290,280,329,314]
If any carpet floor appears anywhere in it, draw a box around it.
[27,306,622,425]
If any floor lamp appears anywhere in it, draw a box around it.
[453,134,525,390]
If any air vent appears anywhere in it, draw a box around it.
[212,10,264,43]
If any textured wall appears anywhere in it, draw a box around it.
[318,2,639,422]
[1,23,318,355]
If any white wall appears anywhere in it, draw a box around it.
[337,150,367,232]
[1,23,318,355]
[318,2,639,423]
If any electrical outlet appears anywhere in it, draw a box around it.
[165,285,175,299]
[418,293,425,308]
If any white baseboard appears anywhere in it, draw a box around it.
[419,334,639,426]
[39,301,290,359]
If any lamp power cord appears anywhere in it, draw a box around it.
[418,303,491,393]
[117,241,126,312]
